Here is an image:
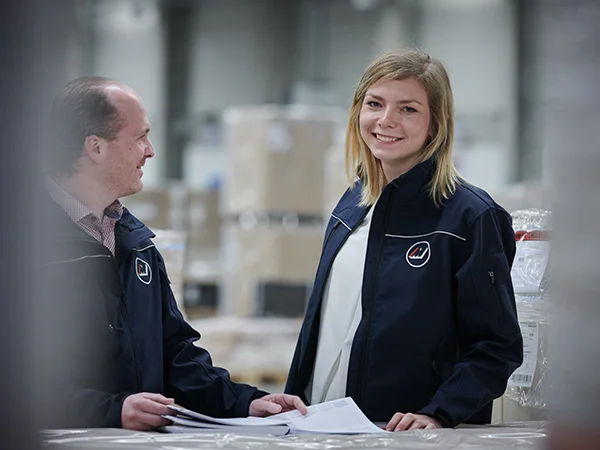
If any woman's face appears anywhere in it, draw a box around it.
[359,77,431,181]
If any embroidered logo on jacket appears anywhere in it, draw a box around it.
[406,241,431,268]
[135,257,152,285]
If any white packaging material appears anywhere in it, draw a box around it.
[504,209,551,410]
[510,209,551,295]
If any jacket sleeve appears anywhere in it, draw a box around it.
[157,258,263,418]
[418,207,523,427]
[48,386,131,428]
[40,262,133,429]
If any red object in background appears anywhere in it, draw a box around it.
[515,230,550,241]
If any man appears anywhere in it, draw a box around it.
[42,76,306,430]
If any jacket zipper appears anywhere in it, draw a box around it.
[110,254,142,392]
[488,270,505,318]
[63,228,150,392]
[355,202,390,405]
[432,360,440,384]
[121,293,141,392]
[116,235,156,392]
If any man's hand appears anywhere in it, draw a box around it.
[386,412,441,432]
[121,393,175,430]
[248,394,308,417]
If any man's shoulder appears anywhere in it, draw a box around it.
[40,190,86,239]
[115,208,157,257]
[117,208,153,233]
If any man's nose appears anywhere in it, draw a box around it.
[145,139,155,158]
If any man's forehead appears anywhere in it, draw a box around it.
[105,85,147,117]
[106,85,140,104]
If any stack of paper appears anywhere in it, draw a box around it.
[163,397,386,435]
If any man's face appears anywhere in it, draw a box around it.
[102,87,154,199]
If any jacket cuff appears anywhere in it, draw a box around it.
[417,404,453,428]
[235,386,268,417]
[423,413,450,428]
[113,392,135,428]
[252,389,270,400]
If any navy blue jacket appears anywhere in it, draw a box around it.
[285,159,523,427]
[44,201,261,428]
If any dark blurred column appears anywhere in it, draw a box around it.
[542,0,600,448]
[515,0,543,182]
[0,0,76,447]
[163,0,196,179]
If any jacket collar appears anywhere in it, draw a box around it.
[114,208,155,257]
[47,193,154,250]
[332,159,435,230]
[387,157,434,203]
[45,192,97,243]
[115,208,151,235]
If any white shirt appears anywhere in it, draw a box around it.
[307,205,375,404]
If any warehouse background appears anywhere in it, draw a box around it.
[6,0,580,437]
[52,0,553,419]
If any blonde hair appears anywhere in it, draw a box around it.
[345,48,458,207]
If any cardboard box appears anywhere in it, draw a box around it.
[152,229,188,320]
[185,189,221,245]
[220,223,324,316]
[223,105,345,215]
[121,184,188,231]
[323,136,350,217]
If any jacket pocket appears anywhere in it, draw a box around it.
[431,360,441,386]
[488,270,502,311]
[485,253,512,319]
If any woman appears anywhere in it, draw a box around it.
[285,48,523,431]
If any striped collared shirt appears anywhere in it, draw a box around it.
[46,176,124,255]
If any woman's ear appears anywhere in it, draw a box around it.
[428,122,436,140]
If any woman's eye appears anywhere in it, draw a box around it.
[366,101,381,107]
[403,106,417,113]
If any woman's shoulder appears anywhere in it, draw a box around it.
[332,180,363,213]
[445,180,511,224]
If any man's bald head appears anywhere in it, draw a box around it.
[46,76,131,176]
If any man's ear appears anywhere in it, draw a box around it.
[83,135,105,163]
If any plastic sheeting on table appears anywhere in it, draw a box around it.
[41,422,548,449]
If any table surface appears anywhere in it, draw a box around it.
[41,421,549,449]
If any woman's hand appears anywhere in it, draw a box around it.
[385,412,441,431]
